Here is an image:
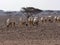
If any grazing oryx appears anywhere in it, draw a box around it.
[6,18,16,28]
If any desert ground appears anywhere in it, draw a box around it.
[0,15,60,45]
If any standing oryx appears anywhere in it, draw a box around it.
[6,18,16,28]
[6,18,10,27]
[53,16,60,23]
[28,16,34,26]
[6,15,60,28]
[39,16,54,24]
[39,16,47,24]
[33,16,39,26]
[19,16,27,27]
[28,16,39,26]
[54,16,58,23]
[56,16,60,23]
[53,16,60,26]
[47,16,54,23]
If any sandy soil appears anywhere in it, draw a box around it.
[0,15,60,45]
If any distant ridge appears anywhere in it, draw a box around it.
[0,7,60,16]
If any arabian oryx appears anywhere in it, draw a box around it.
[40,16,47,24]
[6,18,16,28]
[33,16,39,26]
[54,16,58,23]
[19,17,27,27]
[46,16,54,23]
[56,16,60,23]
[28,16,34,26]
[54,16,60,26]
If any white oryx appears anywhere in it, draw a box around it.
[28,16,34,26]
[6,18,16,28]
[40,16,47,24]
[47,16,54,23]
[6,18,10,27]
[54,16,58,22]
[19,16,27,27]
[56,16,60,23]
[33,16,39,25]
[40,17,44,22]
[6,15,60,28]
[39,16,54,24]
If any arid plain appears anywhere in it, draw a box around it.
[0,15,60,45]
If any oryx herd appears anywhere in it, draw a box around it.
[6,16,60,28]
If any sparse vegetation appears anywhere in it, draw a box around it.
[0,7,60,45]
[21,7,43,18]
